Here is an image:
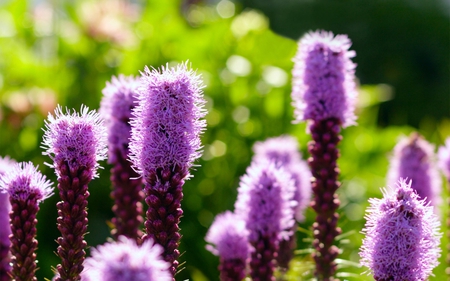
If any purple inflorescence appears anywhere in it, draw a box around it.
[438,137,450,179]
[0,162,53,202]
[360,179,441,281]
[206,211,250,261]
[291,30,357,127]
[42,105,107,180]
[81,236,171,281]
[100,75,140,162]
[129,62,207,179]
[0,156,15,281]
[100,75,144,241]
[42,105,107,281]
[129,62,207,278]
[0,162,53,281]
[235,161,296,281]
[387,133,441,207]
[252,135,311,222]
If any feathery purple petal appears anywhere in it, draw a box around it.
[292,30,357,127]
[129,62,207,178]
[387,133,441,207]
[42,105,107,179]
[438,137,450,179]
[360,179,441,281]
[252,135,311,221]
[82,236,171,281]
[206,211,250,261]
[0,162,53,202]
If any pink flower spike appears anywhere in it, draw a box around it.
[360,179,441,281]
[292,30,357,127]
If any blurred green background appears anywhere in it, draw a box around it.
[0,0,448,280]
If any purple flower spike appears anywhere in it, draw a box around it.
[42,105,107,281]
[81,236,171,281]
[292,30,357,127]
[0,156,15,281]
[438,137,450,269]
[205,211,251,281]
[253,135,311,270]
[360,179,441,281]
[291,30,358,280]
[387,133,441,207]
[100,75,144,241]
[0,162,53,281]
[235,162,295,281]
[129,62,207,278]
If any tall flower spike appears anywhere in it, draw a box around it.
[235,161,296,281]
[360,179,441,281]
[387,133,441,207]
[205,211,251,281]
[129,62,207,278]
[100,75,144,241]
[0,162,53,281]
[0,156,16,281]
[252,135,311,270]
[81,236,171,281]
[438,137,450,270]
[42,105,107,281]
[291,30,358,280]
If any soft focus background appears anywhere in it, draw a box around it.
[0,0,449,280]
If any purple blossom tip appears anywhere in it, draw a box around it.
[0,162,53,202]
[129,62,207,178]
[100,75,139,162]
[252,135,312,221]
[438,137,450,179]
[205,211,251,261]
[360,179,441,281]
[234,161,296,242]
[387,133,441,207]
[42,105,107,178]
[82,236,171,281]
[292,30,357,127]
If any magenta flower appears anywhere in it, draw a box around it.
[387,133,441,207]
[291,30,358,280]
[438,137,450,269]
[0,162,53,281]
[81,236,171,281]
[0,156,16,281]
[129,62,207,277]
[291,30,357,127]
[42,105,107,281]
[252,135,311,222]
[438,137,450,179]
[205,211,251,281]
[235,161,295,281]
[252,135,311,270]
[100,75,144,241]
[360,179,441,281]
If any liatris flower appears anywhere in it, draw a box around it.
[387,133,441,207]
[252,135,311,270]
[438,138,450,269]
[81,236,171,281]
[0,156,16,281]
[42,105,107,281]
[205,211,251,281]
[234,162,295,281]
[360,179,441,281]
[129,62,207,277]
[0,162,53,281]
[291,30,357,280]
[100,75,144,241]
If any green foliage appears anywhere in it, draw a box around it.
[0,0,448,280]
